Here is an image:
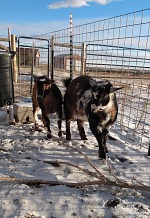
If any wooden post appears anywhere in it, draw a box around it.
[81,42,86,75]
[11,34,18,83]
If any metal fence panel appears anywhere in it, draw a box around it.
[16,36,50,96]
[18,9,150,147]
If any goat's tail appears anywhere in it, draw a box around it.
[63,77,72,88]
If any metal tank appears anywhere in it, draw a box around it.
[0,53,14,107]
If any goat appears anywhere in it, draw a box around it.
[32,76,62,138]
[63,75,122,159]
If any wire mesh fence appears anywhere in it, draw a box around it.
[9,8,150,148]
[34,8,149,148]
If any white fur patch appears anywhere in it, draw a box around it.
[75,89,92,121]
[92,93,115,114]
[92,91,99,99]
[34,108,40,123]
[77,89,92,111]
[39,78,47,82]
[74,114,88,122]
[97,125,103,132]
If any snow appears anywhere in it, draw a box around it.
[13,103,33,108]
[0,105,150,218]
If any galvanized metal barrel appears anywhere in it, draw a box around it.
[0,53,13,107]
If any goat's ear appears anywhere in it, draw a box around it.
[50,79,55,84]
[63,77,72,88]
[110,87,123,93]
[44,83,51,89]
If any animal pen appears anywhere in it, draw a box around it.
[5,8,150,151]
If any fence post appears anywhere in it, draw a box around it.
[11,34,18,83]
[30,43,34,93]
[50,36,54,80]
[8,28,11,52]
[70,13,73,79]
[81,42,86,76]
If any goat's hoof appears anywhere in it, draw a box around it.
[58,131,62,137]
[66,136,71,140]
[99,153,106,160]
[99,157,106,160]
[47,133,52,139]
[35,127,42,132]
[105,147,108,153]
[81,136,88,140]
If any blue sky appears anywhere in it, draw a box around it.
[0,0,150,36]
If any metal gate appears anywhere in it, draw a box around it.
[85,43,150,147]
[17,36,50,94]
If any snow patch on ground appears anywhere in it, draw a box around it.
[0,108,150,218]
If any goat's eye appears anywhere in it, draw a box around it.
[101,96,110,105]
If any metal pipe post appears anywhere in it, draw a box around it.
[70,13,73,79]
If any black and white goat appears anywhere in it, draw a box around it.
[63,75,122,159]
[32,76,62,138]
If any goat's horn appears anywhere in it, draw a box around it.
[110,87,123,93]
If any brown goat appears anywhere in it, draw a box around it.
[32,76,62,138]
[63,75,122,159]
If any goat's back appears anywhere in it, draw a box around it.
[64,76,118,127]
[65,76,93,101]
[32,81,62,114]
[43,83,62,114]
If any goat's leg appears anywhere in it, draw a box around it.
[89,121,106,159]
[57,118,62,137]
[42,116,47,127]
[66,118,71,140]
[64,94,73,140]
[64,107,72,140]
[77,119,87,140]
[56,106,62,137]
[42,113,51,138]
[33,106,40,130]
[102,128,109,153]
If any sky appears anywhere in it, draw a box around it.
[0,0,150,37]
